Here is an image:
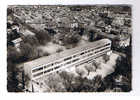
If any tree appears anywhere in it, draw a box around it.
[59,71,75,91]
[103,54,110,63]
[22,35,39,46]
[97,55,132,92]
[44,73,66,92]
[98,73,115,92]
[63,34,81,47]
[120,75,131,92]
[20,43,40,61]
[7,46,21,63]
[35,30,51,45]
[7,7,13,16]
[92,75,103,91]
[7,61,21,92]
[113,75,131,92]
[78,27,85,36]
[88,30,98,42]
[59,71,104,92]
[44,28,57,36]
[59,71,84,92]
[84,64,96,75]
[75,67,86,77]
[23,73,30,90]
[70,75,103,92]
[92,61,101,70]
[115,56,131,76]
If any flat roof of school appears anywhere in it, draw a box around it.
[24,38,111,68]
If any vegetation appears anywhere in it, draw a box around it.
[22,35,39,46]
[59,71,103,92]
[84,64,96,75]
[98,54,132,92]
[7,5,132,92]
[88,29,98,42]
[44,73,66,92]
[35,30,51,45]
[63,33,81,47]
[103,54,110,63]
[7,46,21,63]
[20,43,37,61]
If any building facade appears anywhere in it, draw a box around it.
[24,39,112,82]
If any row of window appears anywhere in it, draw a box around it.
[33,58,80,77]
[75,48,111,67]
[76,59,93,67]
[32,43,111,76]
[33,72,43,78]
[95,47,110,54]
[63,43,111,62]
[79,49,110,67]
[33,49,111,78]
[64,56,72,61]
[32,66,43,73]
[33,58,81,78]
[81,46,110,58]
[74,43,111,58]
[94,49,111,59]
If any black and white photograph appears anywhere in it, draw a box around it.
[7,5,132,93]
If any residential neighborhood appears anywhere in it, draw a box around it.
[7,5,132,92]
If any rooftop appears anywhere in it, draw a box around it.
[24,39,111,68]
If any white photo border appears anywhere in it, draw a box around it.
[0,0,140,98]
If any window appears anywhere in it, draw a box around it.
[73,54,76,58]
[64,61,72,66]
[94,43,110,51]
[44,66,47,69]
[87,49,91,52]
[44,68,53,74]
[99,47,110,52]
[95,50,99,54]
[95,46,101,50]
[54,61,60,65]
[87,53,93,56]
[94,48,110,58]
[32,67,43,73]
[77,60,88,66]
[72,58,79,62]
[84,51,88,54]
[94,51,106,58]
[54,65,61,70]
[104,43,111,46]
[91,48,95,52]
[44,63,53,69]
[80,52,85,55]
[73,53,80,58]
[64,56,72,61]
[87,59,93,63]
[66,61,71,65]
[33,72,43,77]
[94,46,110,54]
